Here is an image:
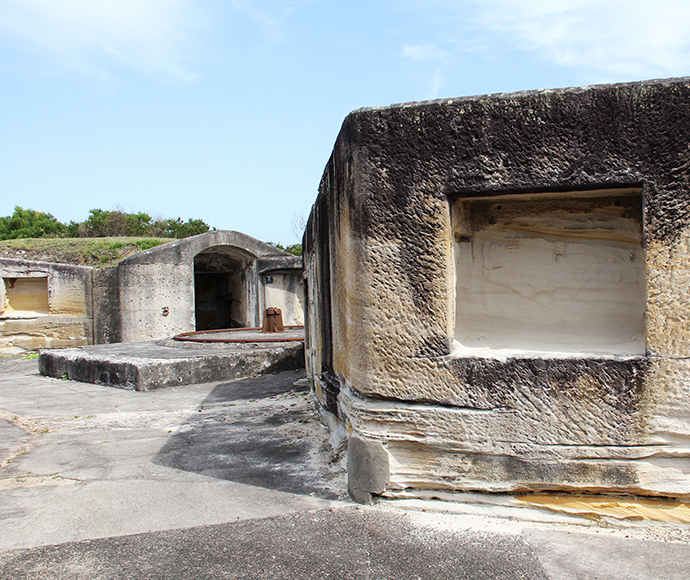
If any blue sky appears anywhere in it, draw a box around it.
[2,0,690,244]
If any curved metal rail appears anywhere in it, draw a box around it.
[173,325,305,344]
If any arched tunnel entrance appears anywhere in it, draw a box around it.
[194,247,253,331]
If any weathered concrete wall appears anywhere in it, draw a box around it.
[305,77,690,502]
[118,231,303,341]
[92,267,121,344]
[118,263,193,343]
[263,271,305,326]
[0,258,92,350]
[1,232,305,349]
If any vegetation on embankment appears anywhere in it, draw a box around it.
[0,206,211,241]
[0,206,213,266]
[0,206,304,261]
[0,237,169,267]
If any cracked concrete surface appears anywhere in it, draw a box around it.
[0,358,344,551]
[1,355,690,579]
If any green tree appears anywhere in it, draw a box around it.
[124,212,153,236]
[0,206,212,240]
[0,206,66,240]
[157,217,211,239]
[79,209,151,237]
[267,241,302,256]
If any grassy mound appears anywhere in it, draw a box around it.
[0,237,169,268]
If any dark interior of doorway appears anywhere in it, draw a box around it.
[194,252,245,331]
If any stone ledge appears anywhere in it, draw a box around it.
[38,340,304,391]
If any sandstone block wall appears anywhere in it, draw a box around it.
[0,258,92,350]
[304,77,690,502]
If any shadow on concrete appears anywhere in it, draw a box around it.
[201,370,309,403]
[0,507,551,580]
[153,370,342,500]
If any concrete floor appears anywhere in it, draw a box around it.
[1,355,690,579]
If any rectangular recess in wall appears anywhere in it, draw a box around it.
[452,188,645,357]
[2,276,49,315]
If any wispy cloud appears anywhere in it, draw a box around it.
[229,0,283,35]
[228,0,314,40]
[471,0,690,78]
[428,69,442,98]
[401,43,449,63]
[0,0,206,84]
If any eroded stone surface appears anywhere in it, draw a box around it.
[305,78,690,501]
[0,259,92,350]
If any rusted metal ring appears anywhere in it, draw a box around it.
[173,326,305,343]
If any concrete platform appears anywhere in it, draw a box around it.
[2,356,690,579]
[37,336,304,391]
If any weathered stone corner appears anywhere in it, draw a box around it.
[347,436,390,504]
[305,77,690,500]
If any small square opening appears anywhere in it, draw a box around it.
[2,276,50,316]
[452,188,645,357]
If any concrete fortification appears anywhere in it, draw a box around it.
[1,231,304,351]
[304,77,690,502]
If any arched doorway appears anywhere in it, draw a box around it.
[193,247,253,330]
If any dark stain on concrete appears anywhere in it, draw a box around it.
[154,371,339,499]
[448,356,649,414]
[202,370,309,404]
[335,79,690,256]
[498,455,639,488]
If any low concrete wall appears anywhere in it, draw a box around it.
[39,340,305,390]
[0,258,93,350]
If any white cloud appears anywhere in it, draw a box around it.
[228,0,314,40]
[471,0,690,78]
[428,69,442,98]
[0,0,206,83]
[402,43,450,63]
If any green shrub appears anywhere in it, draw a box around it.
[0,206,212,240]
[0,206,67,240]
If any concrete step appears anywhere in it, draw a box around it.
[38,339,304,391]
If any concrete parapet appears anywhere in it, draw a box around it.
[39,340,304,391]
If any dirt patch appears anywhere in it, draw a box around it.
[516,493,690,525]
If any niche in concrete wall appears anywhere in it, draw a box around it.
[452,188,644,357]
[1,276,49,316]
[264,272,305,326]
[194,248,249,330]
